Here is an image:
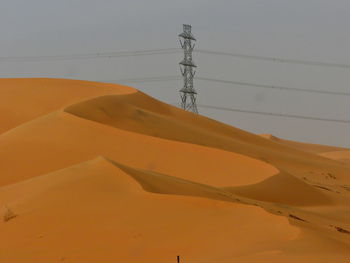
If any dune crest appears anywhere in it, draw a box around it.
[0,78,135,134]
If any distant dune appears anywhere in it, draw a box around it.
[1,79,350,262]
[260,134,348,154]
[319,151,350,164]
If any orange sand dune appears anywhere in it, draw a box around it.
[1,157,349,263]
[261,133,350,166]
[0,110,276,187]
[260,134,349,154]
[64,93,350,181]
[1,79,350,262]
[320,151,350,164]
[0,78,134,134]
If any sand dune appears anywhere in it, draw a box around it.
[1,157,349,262]
[1,79,350,262]
[226,170,333,206]
[320,150,350,164]
[0,78,134,134]
[0,109,277,187]
[64,93,350,182]
[260,134,349,154]
[0,157,298,262]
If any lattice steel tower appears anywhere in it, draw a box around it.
[179,24,198,113]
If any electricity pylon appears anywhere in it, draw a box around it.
[179,24,198,113]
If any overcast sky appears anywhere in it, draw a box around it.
[1,0,350,147]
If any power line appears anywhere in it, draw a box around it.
[197,77,350,96]
[100,75,350,97]
[198,104,350,124]
[2,47,350,71]
[100,76,180,84]
[0,73,63,77]
[0,48,180,62]
[196,49,350,69]
[98,76,350,124]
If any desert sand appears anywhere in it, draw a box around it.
[1,78,350,262]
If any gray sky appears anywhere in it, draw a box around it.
[1,0,350,147]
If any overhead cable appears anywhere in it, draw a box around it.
[197,77,350,96]
[101,75,350,97]
[0,48,180,62]
[198,104,350,124]
[196,49,350,69]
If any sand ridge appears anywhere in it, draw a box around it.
[1,78,350,262]
[0,78,135,134]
